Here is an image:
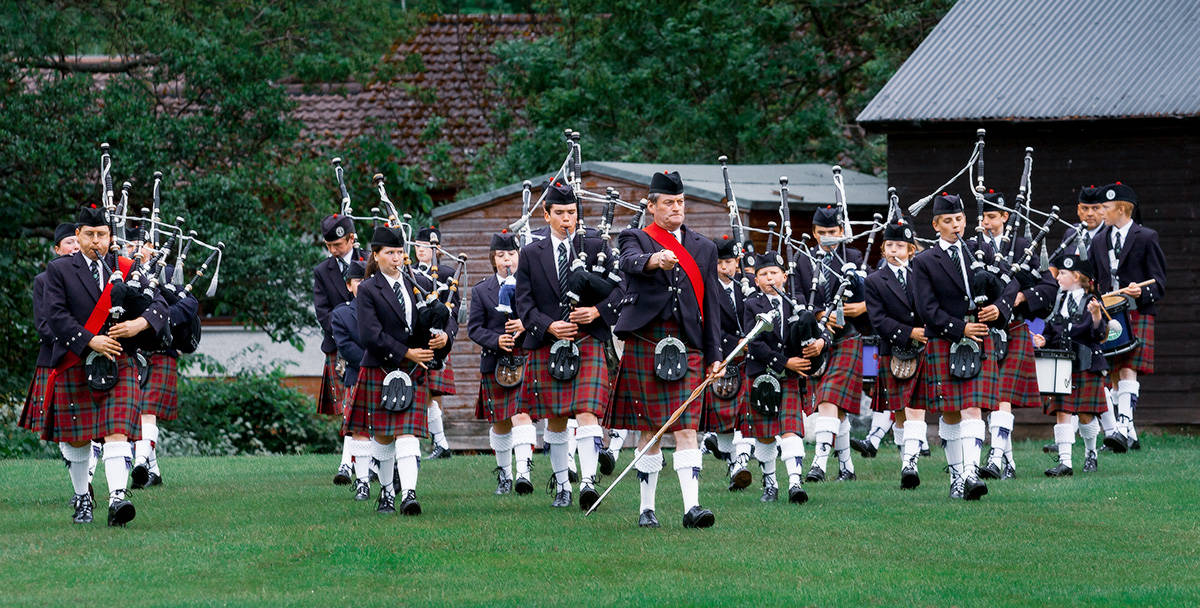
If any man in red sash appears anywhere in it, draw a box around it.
[609,170,722,529]
[42,206,169,526]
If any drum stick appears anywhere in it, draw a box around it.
[1101,279,1155,299]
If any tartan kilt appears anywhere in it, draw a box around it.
[427,365,457,396]
[520,335,610,420]
[607,321,704,432]
[814,335,864,414]
[342,366,430,438]
[995,322,1041,409]
[18,367,51,433]
[739,375,807,438]
[873,355,924,412]
[41,357,142,443]
[1043,370,1107,415]
[1111,312,1154,374]
[138,353,180,420]
[316,352,342,416]
[474,373,522,423]
[919,337,998,413]
[699,359,745,433]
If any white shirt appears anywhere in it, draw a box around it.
[85,255,104,290]
[1058,287,1085,318]
[887,261,908,285]
[550,231,573,281]
[938,237,971,293]
[380,270,414,328]
[719,277,736,304]
[1108,219,1133,286]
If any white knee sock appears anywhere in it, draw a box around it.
[372,439,396,493]
[733,434,753,462]
[512,424,536,478]
[893,422,905,450]
[716,432,735,457]
[960,419,986,479]
[636,452,663,513]
[778,435,806,487]
[902,420,927,469]
[566,420,579,474]
[102,442,132,504]
[802,412,818,442]
[427,401,449,449]
[339,435,354,467]
[754,440,778,486]
[608,429,628,453]
[1115,380,1138,436]
[59,443,91,496]
[395,436,420,493]
[1070,415,1079,434]
[1079,419,1100,454]
[673,448,702,513]
[88,441,101,482]
[135,418,158,467]
[835,417,854,474]
[489,428,513,479]
[544,429,570,491]
[868,411,893,449]
[350,438,372,481]
[939,418,963,480]
[812,415,839,473]
[575,424,603,485]
[987,411,1015,467]
[1053,423,1075,468]
[1099,388,1118,435]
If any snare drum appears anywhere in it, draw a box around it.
[1100,294,1140,357]
[860,335,879,386]
[1034,348,1073,395]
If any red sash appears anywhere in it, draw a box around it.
[44,255,135,403]
[644,223,705,322]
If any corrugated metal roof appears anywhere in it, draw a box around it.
[857,0,1200,124]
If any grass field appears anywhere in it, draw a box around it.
[2,434,1198,607]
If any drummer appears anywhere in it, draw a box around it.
[1086,182,1166,452]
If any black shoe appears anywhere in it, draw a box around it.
[788,483,809,504]
[567,469,580,483]
[638,509,660,528]
[89,482,94,503]
[369,468,379,483]
[727,454,752,491]
[551,489,572,508]
[949,477,965,499]
[72,494,93,524]
[579,483,600,511]
[805,466,825,483]
[514,476,534,495]
[428,444,452,460]
[130,464,150,489]
[703,434,729,461]
[1083,451,1098,473]
[900,465,920,489]
[760,479,778,502]
[850,438,878,458]
[920,447,931,457]
[400,490,422,516]
[598,449,616,476]
[1131,439,1141,450]
[107,497,136,527]
[376,490,396,513]
[1001,459,1016,480]
[146,472,163,487]
[682,505,715,529]
[1045,462,1073,477]
[333,464,353,486]
[835,468,856,482]
[978,460,1002,480]
[354,479,370,501]
[1042,442,1056,453]
[1103,433,1129,454]
[494,467,512,495]
[963,476,988,501]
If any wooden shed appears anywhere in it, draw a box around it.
[431,161,887,448]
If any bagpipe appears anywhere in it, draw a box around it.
[493,265,524,388]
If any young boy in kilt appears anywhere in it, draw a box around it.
[313,213,367,481]
[976,191,1057,480]
[609,170,723,529]
[910,193,1016,500]
[514,182,623,511]
[411,226,460,459]
[343,226,451,516]
[468,231,536,496]
[1033,253,1109,476]
[741,251,814,504]
[703,235,753,492]
[330,261,375,499]
[863,219,932,488]
[795,206,869,483]
[1087,182,1166,452]
[43,206,169,526]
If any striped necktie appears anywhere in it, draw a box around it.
[557,241,569,293]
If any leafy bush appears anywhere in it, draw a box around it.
[0,396,58,459]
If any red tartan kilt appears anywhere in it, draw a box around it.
[1111,312,1154,374]
[520,335,610,420]
[700,361,745,433]
[342,366,430,438]
[607,322,704,432]
[920,337,998,413]
[316,352,341,416]
[1043,370,1107,414]
[739,375,807,438]
[427,365,457,396]
[474,373,522,423]
[18,367,51,433]
[994,322,1041,409]
[873,355,924,412]
[814,335,864,414]
[139,353,180,420]
[41,358,142,443]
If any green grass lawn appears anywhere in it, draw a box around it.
[2,434,1198,607]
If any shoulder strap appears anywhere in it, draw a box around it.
[643,223,704,322]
